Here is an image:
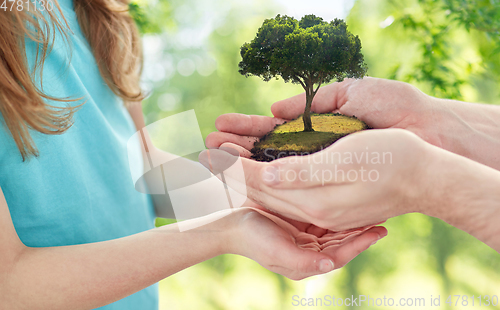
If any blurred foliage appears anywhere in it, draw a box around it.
[348,0,500,101]
[130,0,500,309]
[129,0,174,34]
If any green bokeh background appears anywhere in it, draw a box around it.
[131,0,500,309]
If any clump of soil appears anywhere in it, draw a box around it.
[251,113,369,162]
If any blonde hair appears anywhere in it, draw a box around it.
[0,0,144,160]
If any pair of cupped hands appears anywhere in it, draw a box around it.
[199,77,440,280]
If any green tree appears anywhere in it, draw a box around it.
[238,14,367,132]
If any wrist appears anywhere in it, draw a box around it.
[429,97,471,155]
[176,209,242,257]
[417,145,459,219]
[427,97,500,170]
[413,95,459,150]
[420,145,500,250]
[204,208,253,256]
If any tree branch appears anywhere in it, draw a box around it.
[314,74,323,94]
[294,71,306,80]
[314,80,323,94]
[293,76,307,91]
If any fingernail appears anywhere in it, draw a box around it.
[319,259,334,273]
[262,166,280,185]
[371,231,387,246]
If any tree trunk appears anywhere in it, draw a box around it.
[302,93,314,132]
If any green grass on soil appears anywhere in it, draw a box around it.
[254,113,368,152]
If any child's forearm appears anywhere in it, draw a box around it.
[2,211,233,310]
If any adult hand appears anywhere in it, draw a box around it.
[271,77,439,143]
[208,77,500,170]
[206,77,435,157]
[205,77,500,252]
[204,127,500,253]
[228,205,387,280]
[202,129,431,230]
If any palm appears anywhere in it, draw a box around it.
[236,207,385,280]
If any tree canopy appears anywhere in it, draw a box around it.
[239,14,367,91]
[239,14,367,131]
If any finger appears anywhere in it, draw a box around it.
[271,92,307,120]
[306,225,328,238]
[329,226,388,269]
[262,128,415,190]
[220,142,252,158]
[243,186,310,222]
[215,113,286,137]
[259,151,350,189]
[266,211,313,232]
[199,148,265,188]
[273,244,336,280]
[205,132,259,150]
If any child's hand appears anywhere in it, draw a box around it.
[224,206,387,280]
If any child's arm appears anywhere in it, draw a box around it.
[0,187,383,309]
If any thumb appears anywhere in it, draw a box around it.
[271,82,349,119]
[271,93,307,120]
[275,244,335,280]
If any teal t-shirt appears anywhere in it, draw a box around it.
[0,1,158,309]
